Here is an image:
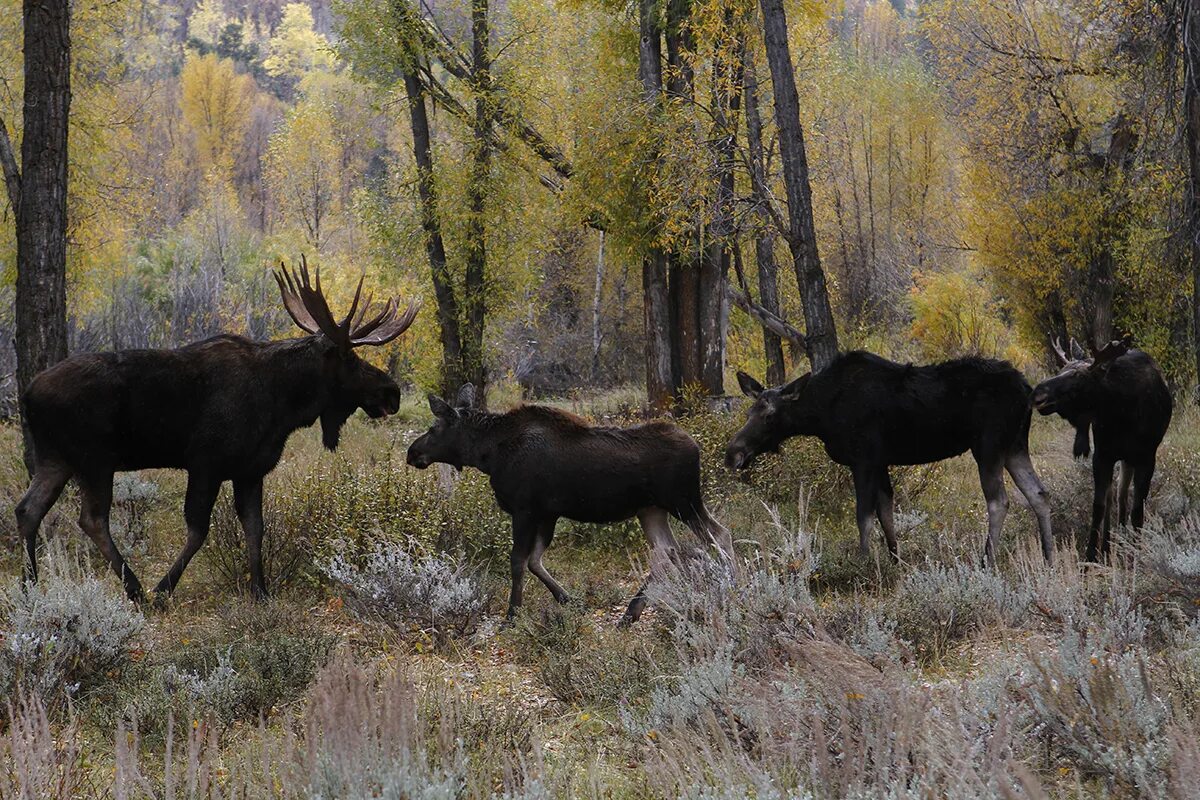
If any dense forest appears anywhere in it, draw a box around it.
[3,0,1197,410]
[9,1,1200,798]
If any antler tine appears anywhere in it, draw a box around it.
[350,299,421,347]
[350,297,395,341]
[1051,336,1068,365]
[352,291,374,332]
[274,261,322,335]
[290,257,344,345]
[338,274,366,336]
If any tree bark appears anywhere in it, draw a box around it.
[742,57,786,385]
[638,0,674,410]
[462,0,491,402]
[1186,0,1200,386]
[758,0,839,370]
[591,230,605,381]
[12,0,71,472]
[402,67,464,398]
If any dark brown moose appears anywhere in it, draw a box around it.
[726,351,1054,567]
[405,386,736,623]
[16,258,418,602]
[1033,337,1172,561]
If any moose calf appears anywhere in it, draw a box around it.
[406,386,735,623]
[1033,338,1172,561]
[727,351,1054,567]
[17,259,418,602]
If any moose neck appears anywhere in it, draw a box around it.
[457,409,515,475]
[779,395,822,440]
[260,337,339,439]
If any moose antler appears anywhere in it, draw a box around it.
[1093,335,1131,365]
[1051,337,1069,366]
[274,255,421,348]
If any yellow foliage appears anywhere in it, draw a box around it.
[180,53,255,179]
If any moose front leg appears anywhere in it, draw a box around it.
[154,474,221,601]
[528,518,570,604]
[234,478,268,600]
[875,468,898,562]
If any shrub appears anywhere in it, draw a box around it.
[110,473,159,558]
[322,539,490,637]
[894,562,1030,661]
[1019,627,1171,795]
[0,555,144,708]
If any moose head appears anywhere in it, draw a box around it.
[274,256,420,449]
[1031,335,1131,418]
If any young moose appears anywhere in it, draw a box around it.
[1032,337,1172,561]
[17,258,418,602]
[726,352,1054,566]
[406,387,736,623]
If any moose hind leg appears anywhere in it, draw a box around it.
[976,457,1008,568]
[234,478,268,600]
[15,462,72,585]
[622,507,679,625]
[77,474,144,602]
[1116,462,1134,528]
[528,519,570,604]
[1131,457,1156,531]
[1005,451,1054,564]
[851,466,880,559]
[506,515,538,619]
[875,468,898,562]
[154,474,221,599]
[681,505,738,578]
[1087,456,1116,562]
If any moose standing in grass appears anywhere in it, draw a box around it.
[406,386,736,623]
[1033,337,1172,561]
[16,259,418,603]
[726,351,1055,567]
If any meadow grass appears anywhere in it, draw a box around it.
[1,391,1199,797]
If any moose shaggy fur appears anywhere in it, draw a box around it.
[727,351,1054,566]
[16,260,417,602]
[406,387,735,622]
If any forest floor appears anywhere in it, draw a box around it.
[2,388,1200,798]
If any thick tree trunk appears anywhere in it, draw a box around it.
[699,16,742,396]
[638,0,674,410]
[402,68,464,398]
[742,57,786,386]
[463,0,491,402]
[5,0,72,471]
[591,230,605,381]
[1085,113,1135,348]
[1186,0,1200,386]
[759,0,839,370]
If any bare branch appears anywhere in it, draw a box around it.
[725,283,805,350]
[0,114,21,214]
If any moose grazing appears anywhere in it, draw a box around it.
[406,386,736,623]
[726,352,1054,567]
[1033,337,1172,561]
[17,258,418,603]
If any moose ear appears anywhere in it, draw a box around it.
[455,383,476,409]
[736,371,764,399]
[779,373,811,401]
[428,394,458,420]
[1094,338,1130,365]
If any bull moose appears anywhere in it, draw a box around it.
[1032,337,1172,561]
[726,352,1054,567]
[16,258,418,602]
[405,386,736,623]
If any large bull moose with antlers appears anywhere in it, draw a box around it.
[1033,337,1172,561]
[16,258,418,603]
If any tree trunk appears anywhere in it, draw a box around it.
[1085,113,1135,348]
[402,67,464,398]
[2,0,72,472]
[463,0,491,402]
[591,230,605,381]
[742,57,786,386]
[759,0,839,370]
[1186,0,1200,386]
[638,0,673,410]
[699,15,742,396]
